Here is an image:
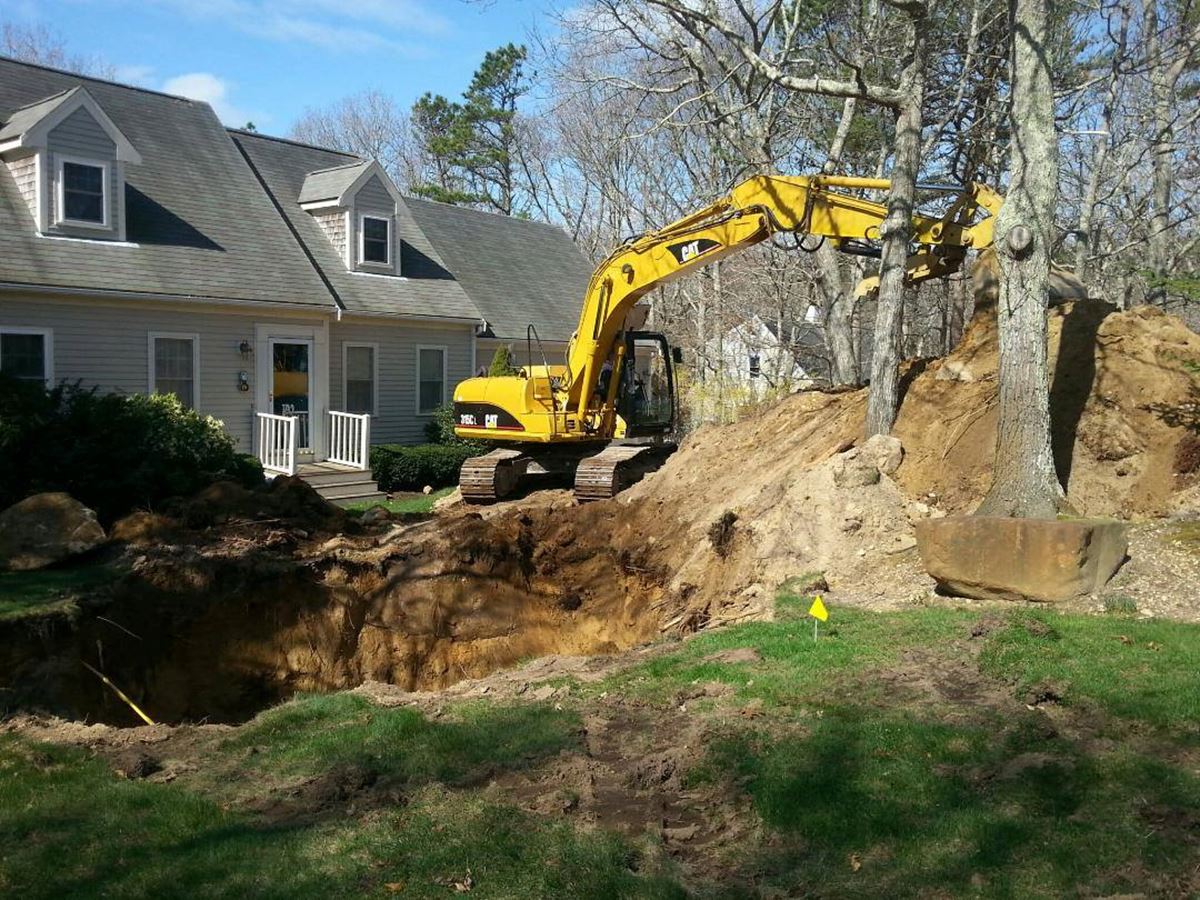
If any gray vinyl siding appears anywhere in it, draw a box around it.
[330,318,474,445]
[351,174,396,274]
[0,294,325,450]
[46,107,120,238]
[4,153,37,222]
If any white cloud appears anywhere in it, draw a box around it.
[142,0,446,55]
[114,64,157,86]
[162,72,252,126]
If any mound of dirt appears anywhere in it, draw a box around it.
[894,303,1200,517]
[573,301,1200,616]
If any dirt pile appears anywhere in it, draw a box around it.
[553,301,1200,617]
[894,302,1200,516]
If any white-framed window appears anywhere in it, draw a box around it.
[0,327,53,386]
[56,155,109,228]
[416,345,447,415]
[343,342,378,415]
[359,214,391,265]
[749,354,761,378]
[148,332,200,408]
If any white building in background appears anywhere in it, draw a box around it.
[703,314,816,400]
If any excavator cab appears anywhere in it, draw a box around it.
[616,331,677,437]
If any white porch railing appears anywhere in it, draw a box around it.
[257,412,298,476]
[327,411,371,470]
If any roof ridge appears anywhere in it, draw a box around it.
[227,127,362,159]
[404,195,567,232]
[306,160,370,175]
[0,54,195,104]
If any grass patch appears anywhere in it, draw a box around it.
[706,709,1200,897]
[343,487,452,516]
[978,610,1200,732]
[0,734,684,899]
[7,602,1200,896]
[599,598,970,711]
[0,561,123,620]
[1102,593,1138,615]
[214,693,580,791]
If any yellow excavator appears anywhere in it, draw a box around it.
[453,174,1002,502]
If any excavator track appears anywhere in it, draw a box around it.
[459,448,531,503]
[574,443,676,502]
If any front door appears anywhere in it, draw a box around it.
[270,339,313,453]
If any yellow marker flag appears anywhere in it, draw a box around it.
[809,596,829,622]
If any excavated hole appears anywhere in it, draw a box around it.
[0,514,669,727]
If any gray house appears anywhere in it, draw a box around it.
[0,57,591,498]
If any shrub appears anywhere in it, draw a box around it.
[371,443,476,492]
[489,346,519,377]
[423,402,487,451]
[0,377,263,523]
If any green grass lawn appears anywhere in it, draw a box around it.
[344,488,454,517]
[3,595,1200,897]
[0,561,124,621]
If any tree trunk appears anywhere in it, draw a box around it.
[865,14,927,437]
[820,96,863,386]
[1075,2,1128,291]
[1143,0,1173,302]
[976,0,1066,518]
[816,242,862,385]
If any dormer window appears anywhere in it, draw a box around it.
[299,160,402,275]
[58,157,107,226]
[360,215,390,265]
[0,86,139,240]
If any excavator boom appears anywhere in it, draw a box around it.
[453,173,1001,501]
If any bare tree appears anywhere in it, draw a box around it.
[1,21,115,78]
[290,91,422,190]
[976,0,1066,517]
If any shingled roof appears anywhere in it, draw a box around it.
[231,130,481,322]
[0,56,588,334]
[297,160,372,206]
[0,88,74,141]
[405,198,591,343]
[0,56,335,310]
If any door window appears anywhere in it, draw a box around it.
[273,342,311,450]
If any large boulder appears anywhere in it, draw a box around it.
[861,434,904,475]
[832,449,881,487]
[915,516,1128,603]
[0,492,108,571]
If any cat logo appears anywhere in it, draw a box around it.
[485,413,499,429]
[667,237,720,265]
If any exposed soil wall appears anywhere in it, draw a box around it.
[1,513,668,726]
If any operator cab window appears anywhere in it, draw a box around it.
[360,215,390,265]
[59,159,107,226]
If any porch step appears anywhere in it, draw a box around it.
[294,462,385,507]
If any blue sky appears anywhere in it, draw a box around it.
[4,0,559,133]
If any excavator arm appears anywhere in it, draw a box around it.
[560,175,1000,425]
[452,172,1001,501]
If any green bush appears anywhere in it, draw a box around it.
[489,346,519,377]
[0,377,263,523]
[371,443,476,492]
[423,402,487,451]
